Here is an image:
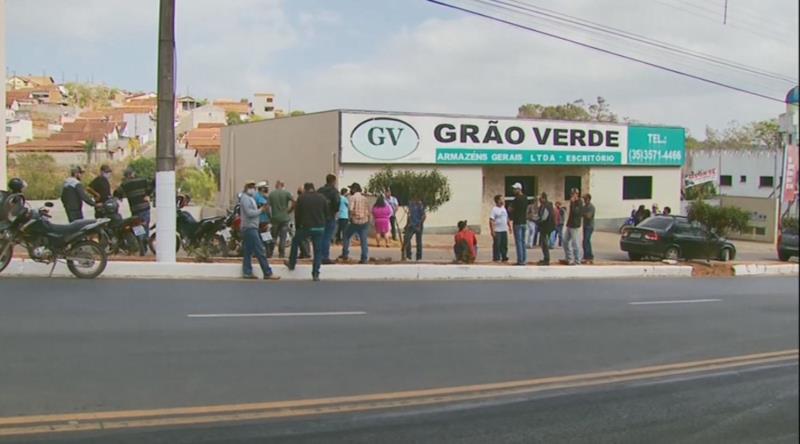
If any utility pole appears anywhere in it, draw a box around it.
[155,0,177,262]
[723,0,728,25]
[0,0,7,188]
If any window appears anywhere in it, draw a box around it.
[759,176,774,188]
[622,176,652,200]
[755,227,766,235]
[563,176,582,200]
[264,106,275,112]
[504,176,537,200]
[740,175,747,183]
[266,97,273,103]
[720,175,732,186]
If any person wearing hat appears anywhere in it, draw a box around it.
[508,182,528,265]
[115,167,154,255]
[561,187,584,266]
[255,181,273,253]
[340,182,370,263]
[267,180,295,258]
[61,165,96,222]
[240,180,277,280]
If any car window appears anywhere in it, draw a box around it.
[639,217,672,230]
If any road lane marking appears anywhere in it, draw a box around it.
[186,311,367,318]
[629,298,722,305]
[0,349,796,437]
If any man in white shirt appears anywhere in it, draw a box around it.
[489,194,512,262]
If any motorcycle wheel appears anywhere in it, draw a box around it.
[121,232,141,256]
[206,235,229,258]
[149,232,181,255]
[66,240,108,279]
[0,240,13,274]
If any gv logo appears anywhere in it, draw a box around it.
[350,117,420,161]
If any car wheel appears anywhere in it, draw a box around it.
[664,246,680,261]
[628,252,643,261]
[778,251,791,262]
[719,248,732,262]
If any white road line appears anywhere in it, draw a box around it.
[187,311,367,318]
[629,299,722,305]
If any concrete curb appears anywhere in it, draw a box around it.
[3,259,693,281]
[732,263,799,276]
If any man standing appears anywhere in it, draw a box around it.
[581,193,596,264]
[537,192,555,265]
[240,181,277,280]
[561,188,583,266]
[317,174,340,265]
[509,183,528,265]
[526,197,539,249]
[255,181,272,254]
[61,166,96,222]
[285,182,329,281]
[115,168,153,255]
[88,164,113,217]
[335,188,349,244]
[404,194,426,261]
[385,189,399,241]
[267,181,295,258]
[489,194,511,262]
[341,182,370,264]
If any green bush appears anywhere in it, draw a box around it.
[8,154,66,200]
[684,182,717,201]
[367,167,451,212]
[204,153,221,190]
[177,168,217,206]
[126,157,156,182]
[688,200,750,236]
[782,216,798,231]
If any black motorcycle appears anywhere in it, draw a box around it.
[0,195,110,279]
[96,199,146,256]
[148,194,229,257]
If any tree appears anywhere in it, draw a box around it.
[203,153,221,189]
[688,200,750,236]
[752,119,782,151]
[7,154,66,200]
[517,97,618,122]
[226,112,243,125]
[126,156,156,182]
[684,182,717,201]
[177,168,217,206]
[367,167,451,213]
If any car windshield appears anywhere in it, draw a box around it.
[638,217,673,230]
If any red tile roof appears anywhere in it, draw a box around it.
[8,140,85,152]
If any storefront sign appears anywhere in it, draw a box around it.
[341,112,684,166]
[782,144,798,206]
[684,168,718,187]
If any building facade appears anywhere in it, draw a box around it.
[685,149,783,199]
[221,110,685,232]
[252,93,276,119]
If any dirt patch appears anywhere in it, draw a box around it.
[689,261,734,277]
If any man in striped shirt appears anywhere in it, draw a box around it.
[340,182,370,264]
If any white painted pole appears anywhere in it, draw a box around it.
[155,0,177,262]
[1,0,7,188]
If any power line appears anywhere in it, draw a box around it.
[426,0,787,103]
[491,0,796,83]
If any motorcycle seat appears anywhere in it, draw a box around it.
[44,219,95,236]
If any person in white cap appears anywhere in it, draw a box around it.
[508,182,528,265]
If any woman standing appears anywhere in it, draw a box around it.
[372,195,394,248]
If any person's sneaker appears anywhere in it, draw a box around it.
[358,259,368,264]
[283,260,295,271]
[536,260,550,266]
[312,274,320,282]
[558,259,570,265]
[581,259,594,265]
[501,258,509,263]
[263,272,280,280]
[321,259,335,265]
[242,274,257,280]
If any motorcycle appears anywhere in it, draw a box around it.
[96,198,146,256]
[222,202,276,257]
[0,195,110,279]
[148,194,229,257]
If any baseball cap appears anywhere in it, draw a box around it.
[512,182,523,190]
[255,180,268,189]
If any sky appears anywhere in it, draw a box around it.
[6,0,799,137]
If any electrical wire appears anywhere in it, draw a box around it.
[426,0,789,103]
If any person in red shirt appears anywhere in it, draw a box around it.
[453,220,478,263]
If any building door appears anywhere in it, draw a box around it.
[564,176,582,200]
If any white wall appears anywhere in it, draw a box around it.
[338,165,483,232]
[175,105,225,134]
[687,150,782,198]
[590,167,682,222]
[5,119,33,144]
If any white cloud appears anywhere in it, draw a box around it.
[295,0,798,136]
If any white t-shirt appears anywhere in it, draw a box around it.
[490,206,509,232]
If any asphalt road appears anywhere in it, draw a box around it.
[0,276,797,442]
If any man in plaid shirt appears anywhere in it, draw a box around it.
[340,182,370,263]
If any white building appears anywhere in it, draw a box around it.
[122,112,156,144]
[5,118,33,145]
[176,104,226,135]
[221,110,686,232]
[685,149,783,199]
[252,93,276,119]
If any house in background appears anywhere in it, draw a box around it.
[7,140,90,166]
[6,75,56,89]
[252,93,276,119]
[177,96,201,116]
[122,112,156,145]
[212,99,250,122]
[176,104,225,135]
[685,149,783,199]
[5,118,34,145]
[181,123,222,168]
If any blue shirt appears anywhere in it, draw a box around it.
[255,193,270,223]
[408,201,426,228]
[338,195,349,220]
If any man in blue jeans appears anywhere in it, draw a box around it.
[340,182,370,264]
[285,182,330,281]
[581,193,596,264]
[404,195,426,261]
[509,182,528,265]
[317,174,340,265]
[240,181,278,280]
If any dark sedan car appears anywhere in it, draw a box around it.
[777,225,798,261]
[620,216,736,262]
